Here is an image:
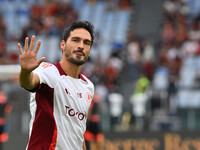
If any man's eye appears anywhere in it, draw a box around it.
[84,42,91,46]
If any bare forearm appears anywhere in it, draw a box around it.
[19,70,39,90]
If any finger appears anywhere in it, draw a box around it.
[29,35,35,51]
[18,43,23,55]
[34,40,41,54]
[37,57,46,65]
[24,37,29,52]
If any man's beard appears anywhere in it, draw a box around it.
[65,50,88,65]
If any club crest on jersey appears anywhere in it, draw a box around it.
[86,92,91,103]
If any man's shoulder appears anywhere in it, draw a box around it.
[37,62,57,71]
[80,74,93,84]
[34,62,59,77]
[39,62,54,69]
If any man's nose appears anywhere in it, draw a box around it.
[78,41,84,49]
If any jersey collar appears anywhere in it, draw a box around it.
[53,62,87,83]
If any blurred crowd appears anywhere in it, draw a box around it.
[0,0,79,64]
[126,0,200,131]
[0,0,200,137]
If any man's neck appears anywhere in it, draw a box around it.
[59,59,81,79]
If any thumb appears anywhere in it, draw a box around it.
[37,57,46,65]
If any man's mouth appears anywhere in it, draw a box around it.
[74,50,85,56]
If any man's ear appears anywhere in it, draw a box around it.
[60,40,65,51]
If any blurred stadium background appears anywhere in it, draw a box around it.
[0,0,200,149]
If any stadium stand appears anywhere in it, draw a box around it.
[1,0,200,149]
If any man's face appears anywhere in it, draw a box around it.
[62,28,92,65]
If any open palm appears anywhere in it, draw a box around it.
[18,36,45,72]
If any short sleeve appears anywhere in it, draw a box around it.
[33,62,58,88]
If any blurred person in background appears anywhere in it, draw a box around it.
[84,94,104,150]
[0,84,12,150]
[18,20,95,150]
[108,90,124,130]
[130,72,149,130]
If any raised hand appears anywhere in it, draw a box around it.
[18,36,45,73]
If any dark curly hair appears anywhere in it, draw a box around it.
[62,20,94,46]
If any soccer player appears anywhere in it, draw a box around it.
[18,21,95,150]
[84,94,104,150]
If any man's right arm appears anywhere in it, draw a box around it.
[19,70,40,90]
[18,35,45,90]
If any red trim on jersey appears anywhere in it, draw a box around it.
[53,62,87,82]
[49,125,57,150]
[54,62,66,76]
[79,74,87,82]
[27,84,57,150]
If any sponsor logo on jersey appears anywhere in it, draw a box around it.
[65,106,86,121]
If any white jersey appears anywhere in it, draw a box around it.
[26,62,94,150]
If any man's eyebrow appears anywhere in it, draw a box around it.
[71,37,80,39]
[71,37,91,42]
